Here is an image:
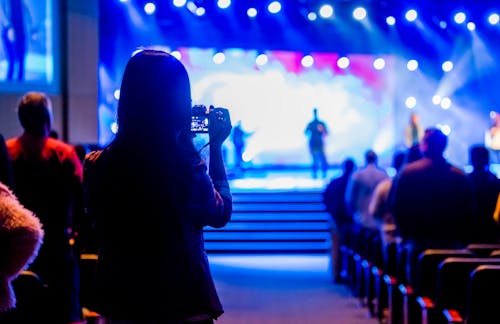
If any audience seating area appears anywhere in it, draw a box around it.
[336,229,500,324]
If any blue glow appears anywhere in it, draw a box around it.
[268,1,281,14]
[405,9,418,22]
[144,2,156,15]
[247,8,257,18]
[319,5,333,19]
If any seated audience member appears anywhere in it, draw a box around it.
[0,181,44,311]
[369,151,406,270]
[6,92,84,323]
[0,133,13,188]
[389,127,474,285]
[467,144,500,243]
[323,158,357,282]
[83,49,232,323]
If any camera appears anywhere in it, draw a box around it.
[191,104,211,133]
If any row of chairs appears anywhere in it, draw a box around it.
[336,227,500,324]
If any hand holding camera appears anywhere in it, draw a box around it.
[191,105,232,145]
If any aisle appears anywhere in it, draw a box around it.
[208,254,379,324]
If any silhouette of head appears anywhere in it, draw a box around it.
[17,92,53,137]
[342,158,356,175]
[406,144,423,164]
[469,145,489,170]
[421,127,447,159]
[116,49,192,142]
[393,151,406,172]
[365,150,378,164]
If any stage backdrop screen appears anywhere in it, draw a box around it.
[0,0,60,93]
[98,47,396,167]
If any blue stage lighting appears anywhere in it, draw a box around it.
[454,12,466,24]
[407,59,418,71]
[307,12,317,21]
[256,54,268,66]
[488,13,499,25]
[386,16,396,26]
[144,2,156,15]
[353,7,367,21]
[319,5,333,19]
[217,0,231,10]
[301,55,314,68]
[337,57,350,69]
[213,52,225,64]
[405,96,417,109]
[405,9,418,22]
[268,1,281,14]
[373,58,385,70]
[442,60,453,72]
[173,0,186,7]
[247,8,258,18]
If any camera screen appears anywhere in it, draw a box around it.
[191,115,209,133]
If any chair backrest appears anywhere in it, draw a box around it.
[466,243,500,257]
[435,257,500,315]
[415,249,473,297]
[465,264,500,324]
[0,270,51,323]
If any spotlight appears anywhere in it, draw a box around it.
[319,5,334,19]
[301,55,314,68]
[170,50,182,60]
[268,1,281,14]
[337,57,350,69]
[405,96,417,109]
[173,0,186,7]
[307,12,317,21]
[467,22,476,31]
[256,53,268,66]
[454,12,466,24]
[217,0,231,9]
[144,2,156,15]
[439,124,451,135]
[440,97,452,109]
[442,61,453,72]
[439,21,447,29]
[407,59,418,71]
[195,7,205,16]
[373,58,385,70]
[405,9,418,22]
[353,7,367,20]
[111,122,119,134]
[213,52,225,64]
[247,8,257,18]
[386,16,396,26]
[488,13,499,25]
[113,89,120,100]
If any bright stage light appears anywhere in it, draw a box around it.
[467,22,476,31]
[268,1,281,14]
[213,52,225,64]
[407,59,418,71]
[432,95,442,105]
[373,58,385,70]
[196,7,205,16]
[442,61,453,72]
[405,96,417,109]
[337,57,350,69]
[113,89,120,100]
[247,8,257,18]
[173,0,186,7]
[256,54,268,66]
[144,2,156,15]
[405,9,418,22]
[353,7,367,20]
[440,97,452,109]
[439,21,447,29]
[488,13,499,25]
[439,124,451,135]
[308,12,317,21]
[111,122,119,134]
[301,55,314,68]
[386,16,396,26]
[217,0,231,9]
[454,12,466,24]
[170,50,182,60]
[319,5,334,19]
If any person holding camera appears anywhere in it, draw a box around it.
[83,49,232,323]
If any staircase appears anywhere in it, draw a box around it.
[204,189,331,254]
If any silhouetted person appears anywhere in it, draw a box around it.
[6,92,84,323]
[467,144,500,243]
[389,127,474,285]
[404,112,424,149]
[323,158,356,282]
[305,108,328,178]
[231,120,251,173]
[83,49,232,323]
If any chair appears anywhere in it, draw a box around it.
[465,243,500,257]
[0,270,50,323]
[419,257,500,324]
[459,264,500,324]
